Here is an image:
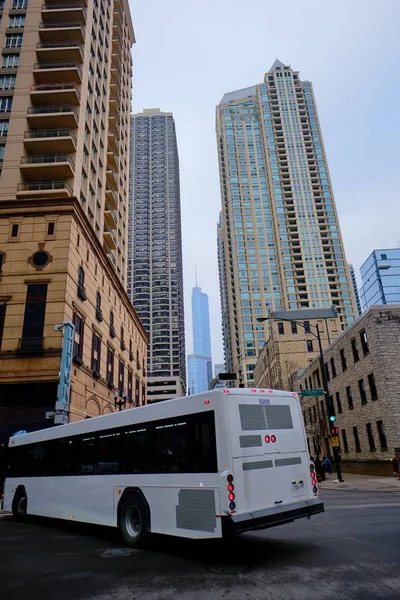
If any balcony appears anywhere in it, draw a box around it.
[33,61,82,84]
[44,0,87,4]
[39,22,85,43]
[107,150,118,172]
[107,129,119,155]
[105,186,118,210]
[24,129,76,153]
[17,337,44,354]
[108,114,119,137]
[104,205,117,229]
[20,153,75,180]
[104,224,117,250]
[16,179,73,199]
[30,82,80,105]
[36,41,83,63]
[27,105,79,129]
[106,168,118,191]
[41,3,86,23]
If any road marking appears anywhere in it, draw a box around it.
[328,502,400,510]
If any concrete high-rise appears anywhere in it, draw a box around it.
[349,264,362,315]
[0,0,148,442]
[129,109,186,402]
[360,249,400,310]
[216,60,357,386]
[187,282,212,395]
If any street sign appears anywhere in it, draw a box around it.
[330,436,340,447]
[300,389,324,397]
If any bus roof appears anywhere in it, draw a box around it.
[8,387,298,447]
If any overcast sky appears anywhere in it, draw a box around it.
[129,0,400,366]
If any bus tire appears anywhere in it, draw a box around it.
[12,487,27,521]
[119,493,149,548]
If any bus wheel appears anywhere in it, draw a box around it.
[119,494,149,548]
[12,488,27,521]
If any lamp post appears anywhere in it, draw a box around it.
[113,389,126,412]
[257,307,344,482]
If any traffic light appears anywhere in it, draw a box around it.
[329,415,336,422]
[330,426,339,436]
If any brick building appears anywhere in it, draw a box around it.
[293,305,400,476]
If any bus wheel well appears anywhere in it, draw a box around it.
[12,485,27,519]
[117,488,151,531]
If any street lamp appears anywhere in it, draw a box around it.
[113,389,126,412]
[257,307,344,481]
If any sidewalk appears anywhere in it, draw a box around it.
[319,472,400,492]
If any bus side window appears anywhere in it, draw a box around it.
[123,427,152,474]
[96,432,121,474]
[192,412,217,473]
[153,420,191,473]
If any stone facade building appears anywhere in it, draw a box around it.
[254,315,339,390]
[293,305,400,476]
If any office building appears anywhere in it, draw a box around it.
[214,363,225,378]
[187,282,212,394]
[0,0,148,443]
[217,211,232,372]
[216,60,357,386]
[129,109,186,402]
[360,249,400,310]
[349,264,362,315]
[294,305,400,476]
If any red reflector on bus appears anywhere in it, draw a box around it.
[228,493,235,502]
[265,435,270,443]
[271,435,276,443]
[227,483,234,492]
[204,399,210,405]
[227,474,233,483]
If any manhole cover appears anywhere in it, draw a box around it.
[100,548,141,558]
[210,565,247,574]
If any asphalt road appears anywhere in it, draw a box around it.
[1,490,400,600]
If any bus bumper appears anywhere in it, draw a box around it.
[222,498,324,536]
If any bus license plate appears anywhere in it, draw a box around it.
[292,480,305,497]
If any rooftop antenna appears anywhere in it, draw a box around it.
[195,266,198,287]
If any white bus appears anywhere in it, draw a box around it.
[2,388,323,547]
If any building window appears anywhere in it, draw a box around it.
[278,322,284,335]
[291,322,297,334]
[381,253,387,260]
[353,426,361,452]
[77,266,86,300]
[109,311,116,337]
[135,377,140,405]
[142,384,146,406]
[11,223,18,237]
[72,312,84,363]
[5,34,23,48]
[9,16,26,28]
[320,399,325,419]
[106,346,114,386]
[0,97,13,112]
[21,284,47,350]
[118,359,124,393]
[315,369,321,387]
[336,391,342,414]
[346,385,354,409]
[0,75,16,90]
[340,348,347,371]
[0,120,8,138]
[2,54,19,68]
[341,429,349,453]
[303,321,310,334]
[0,252,4,272]
[366,423,376,452]
[330,357,336,378]
[312,405,316,422]
[120,327,126,350]
[91,333,101,377]
[12,0,28,8]
[376,420,387,451]
[47,222,55,236]
[95,292,103,321]
[306,340,313,352]
[128,370,133,402]
[358,378,367,405]
[360,329,369,355]
[0,303,6,351]
[325,362,330,381]
[351,338,359,363]
[368,373,378,400]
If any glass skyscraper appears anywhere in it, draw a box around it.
[360,249,400,310]
[216,60,357,386]
[187,283,212,394]
[128,109,186,402]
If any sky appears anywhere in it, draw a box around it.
[129,0,400,366]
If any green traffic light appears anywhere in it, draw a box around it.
[329,415,336,422]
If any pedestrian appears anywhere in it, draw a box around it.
[391,453,400,481]
[323,455,333,475]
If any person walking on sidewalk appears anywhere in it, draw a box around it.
[392,453,400,481]
[323,455,333,475]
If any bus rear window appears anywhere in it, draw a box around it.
[239,404,293,431]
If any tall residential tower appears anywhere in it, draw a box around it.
[129,109,186,402]
[187,281,212,394]
[0,0,148,443]
[360,249,400,310]
[217,60,357,386]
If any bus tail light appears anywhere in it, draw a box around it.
[227,475,235,511]
[310,463,318,495]
[271,435,276,443]
[265,435,270,443]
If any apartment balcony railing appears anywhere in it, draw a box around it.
[33,61,82,83]
[38,21,85,43]
[27,104,79,128]
[24,128,76,153]
[30,82,80,105]
[41,3,87,23]
[104,224,117,250]
[104,205,118,229]
[36,41,83,62]
[16,179,73,198]
[20,153,75,179]
[105,186,118,210]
